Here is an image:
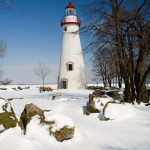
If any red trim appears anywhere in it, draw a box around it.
[65,2,76,9]
[61,19,81,27]
[61,22,81,27]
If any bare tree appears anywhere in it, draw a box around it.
[0,42,6,78]
[0,78,12,85]
[82,0,150,104]
[0,42,6,58]
[0,1,13,82]
[92,48,116,88]
[33,63,51,87]
[92,76,100,87]
[0,0,11,9]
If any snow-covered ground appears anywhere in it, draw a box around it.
[0,84,150,150]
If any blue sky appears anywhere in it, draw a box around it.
[0,0,92,84]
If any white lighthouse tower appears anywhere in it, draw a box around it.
[58,2,87,89]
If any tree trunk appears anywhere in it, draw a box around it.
[118,75,122,88]
[135,39,149,103]
[108,80,111,88]
[123,76,131,103]
[136,79,149,104]
[42,78,45,88]
[102,77,106,89]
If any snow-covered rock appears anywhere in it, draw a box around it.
[0,85,150,150]
[44,111,75,142]
[106,91,124,101]
[85,91,106,115]
[102,102,136,121]
[92,90,106,98]
[19,103,75,142]
[85,101,100,115]
[19,103,44,132]
[86,92,114,115]
[0,98,18,133]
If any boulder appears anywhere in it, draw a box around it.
[93,90,105,98]
[85,91,104,115]
[0,98,18,133]
[19,103,44,132]
[106,91,124,101]
[44,110,75,142]
[87,86,104,90]
[102,102,135,121]
[50,125,75,142]
[102,101,116,121]
[85,101,100,115]
[39,86,52,92]
[19,103,75,142]
[7,97,24,101]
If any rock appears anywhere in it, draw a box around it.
[19,103,44,132]
[101,102,104,106]
[39,86,52,92]
[50,126,75,142]
[102,101,123,121]
[100,95,107,98]
[51,94,63,100]
[23,86,30,90]
[7,97,24,101]
[19,103,75,142]
[87,86,104,90]
[86,91,105,115]
[0,88,7,90]
[89,94,94,104]
[85,101,100,115]
[44,111,75,142]
[106,91,124,101]
[102,101,116,121]
[93,90,105,98]
[0,98,18,133]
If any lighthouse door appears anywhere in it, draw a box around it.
[62,81,66,89]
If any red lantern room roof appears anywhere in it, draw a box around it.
[65,2,76,9]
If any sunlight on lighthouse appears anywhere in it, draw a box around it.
[58,2,87,89]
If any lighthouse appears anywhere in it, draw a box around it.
[58,2,87,89]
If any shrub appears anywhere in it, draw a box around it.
[0,79,12,85]
[39,86,52,92]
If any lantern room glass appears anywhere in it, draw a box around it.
[65,8,76,15]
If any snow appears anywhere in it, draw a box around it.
[9,116,15,120]
[0,125,5,131]
[44,111,74,132]
[0,84,150,150]
[0,99,6,113]
[6,101,12,112]
[94,97,114,111]
[105,103,136,121]
[0,98,11,113]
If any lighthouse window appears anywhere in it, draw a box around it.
[64,27,67,31]
[69,10,72,14]
[68,64,73,71]
[67,62,74,71]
